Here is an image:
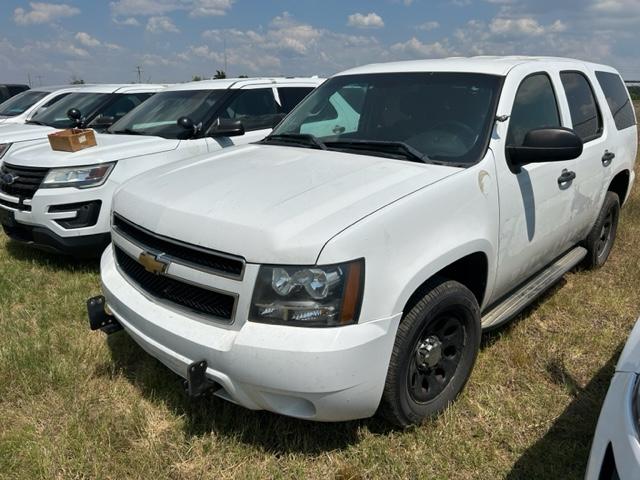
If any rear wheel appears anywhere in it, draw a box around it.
[582,191,620,269]
[379,278,481,427]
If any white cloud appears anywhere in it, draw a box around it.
[347,12,384,29]
[113,16,140,26]
[146,16,180,33]
[391,38,451,57]
[417,21,440,31]
[488,17,567,36]
[109,0,233,17]
[14,2,80,26]
[75,32,101,48]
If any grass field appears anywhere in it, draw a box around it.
[0,106,639,480]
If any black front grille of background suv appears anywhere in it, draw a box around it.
[112,214,245,278]
[0,163,49,205]
[114,246,236,321]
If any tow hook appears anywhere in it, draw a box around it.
[87,295,123,334]
[185,360,218,397]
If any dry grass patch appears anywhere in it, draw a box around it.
[0,106,639,479]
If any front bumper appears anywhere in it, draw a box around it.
[0,180,116,256]
[99,247,401,422]
[585,372,640,479]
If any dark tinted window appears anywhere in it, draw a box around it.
[595,71,636,130]
[507,74,561,147]
[40,92,71,109]
[89,93,152,127]
[8,85,29,96]
[560,72,602,142]
[0,90,48,116]
[31,92,111,128]
[221,88,280,130]
[277,87,313,113]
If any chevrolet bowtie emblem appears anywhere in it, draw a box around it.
[138,251,168,275]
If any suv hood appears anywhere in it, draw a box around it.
[0,123,55,144]
[114,144,461,264]
[3,133,180,168]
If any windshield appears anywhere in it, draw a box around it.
[30,92,110,129]
[0,90,48,117]
[270,72,502,165]
[110,89,226,139]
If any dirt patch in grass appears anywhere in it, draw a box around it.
[0,105,639,479]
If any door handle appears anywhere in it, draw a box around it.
[602,150,615,167]
[557,169,576,187]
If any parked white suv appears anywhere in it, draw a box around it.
[0,85,87,126]
[0,83,166,161]
[0,77,322,255]
[88,57,636,426]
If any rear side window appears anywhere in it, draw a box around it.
[41,92,71,108]
[507,73,561,147]
[277,87,313,113]
[560,72,602,142]
[595,71,636,130]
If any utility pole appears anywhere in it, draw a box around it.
[223,38,227,74]
[35,75,44,86]
[27,73,32,87]
[135,65,143,83]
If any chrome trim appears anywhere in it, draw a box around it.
[112,213,246,281]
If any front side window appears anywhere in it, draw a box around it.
[277,87,314,113]
[507,73,561,147]
[0,90,48,117]
[270,72,502,166]
[88,93,153,128]
[220,89,280,130]
[595,71,636,130]
[30,92,111,129]
[110,89,225,139]
[560,72,602,142]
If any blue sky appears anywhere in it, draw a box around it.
[1,0,639,85]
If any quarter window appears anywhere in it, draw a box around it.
[507,73,561,147]
[595,71,636,130]
[560,72,602,142]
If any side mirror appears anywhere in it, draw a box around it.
[507,127,583,167]
[67,108,83,128]
[177,116,194,131]
[91,115,115,127]
[210,118,245,137]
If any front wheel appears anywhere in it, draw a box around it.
[582,191,620,269]
[379,277,481,427]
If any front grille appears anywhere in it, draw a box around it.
[113,214,244,278]
[0,163,48,202]
[114,246,236,321]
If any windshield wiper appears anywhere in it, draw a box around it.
[110,128,145,136]
[323,139,432,164]
[262,133,327,150]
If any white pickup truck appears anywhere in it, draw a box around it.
[88,57,637,426]
[0,77,321,255]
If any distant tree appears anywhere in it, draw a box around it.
[629,86,640,101]
[70,75,85,84]
[192,75,203,81]
[214,70,226,79]
[238,75,249,78]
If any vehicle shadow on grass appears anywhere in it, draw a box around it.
[100,332,392,455]
[505,346,622,480]
[4,239,100,273]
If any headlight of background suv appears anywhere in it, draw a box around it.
[0,143,12,159]
[250,259,364,327]
[41,163,115,189]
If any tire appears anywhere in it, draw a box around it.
[582,191,620,269]
[379,277,481,428]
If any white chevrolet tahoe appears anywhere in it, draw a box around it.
[0,83,166,160]
[0,77,322,255]
[0,85,86,126]
[88,57,637,426]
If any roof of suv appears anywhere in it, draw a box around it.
[167,77,324,92]
[338,56,618,77]
[54,83,169,94]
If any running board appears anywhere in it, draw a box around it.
[481,246,587,330]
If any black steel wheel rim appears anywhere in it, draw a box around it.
[596,209,614,258]
[407,312,466,404]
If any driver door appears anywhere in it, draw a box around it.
[491,70,578,300]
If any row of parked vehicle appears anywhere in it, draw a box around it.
[0,56,638,478]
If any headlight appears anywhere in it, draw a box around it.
[250,260,364,327]
[41,163,115,189]
[0,143,11,159]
